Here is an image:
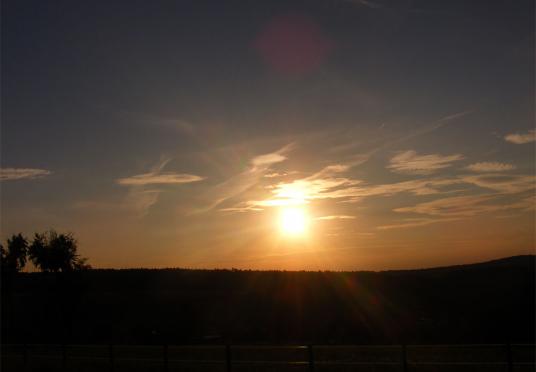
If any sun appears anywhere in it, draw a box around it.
[279,207,309,236]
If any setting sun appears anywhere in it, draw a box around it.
[279,207,309,236]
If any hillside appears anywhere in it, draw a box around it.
[2,255,534,345]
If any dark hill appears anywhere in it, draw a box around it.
[2,255,534,345]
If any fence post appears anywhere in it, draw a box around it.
[308,344,315,372]
[506,343,513,372]
[226,344,232,372]
[163,344,168,372]
[109,344,114,372]
[402,345,408,372]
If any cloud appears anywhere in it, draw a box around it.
[0,168,51,181]
[123,188,162,216]
[465,162,515,172]
[309,164,351,179]
[227,153,534,214]
[388,150,464,175]
[504,129,535,144]
[388,110,473,147]
[250,144,293,170]
[216,138,533,217]
[117,155,204,186]
[201,144,294,212]
[241,173,463,211]
[219,206,264,213]
[460,174,535,194]
[394,194,534,218]
[315,215,355,220]
[117,158,204,216]
[377,218,460,230]
[117,173,204,186]
[250,153,287,168]
[264,172,288,178]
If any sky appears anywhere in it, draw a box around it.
[1,0,534,270]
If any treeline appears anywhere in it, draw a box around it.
[2,256,534,345]
[0,230,90,273]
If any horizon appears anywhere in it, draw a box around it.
[16,254,535,274]
[2,0,535,271]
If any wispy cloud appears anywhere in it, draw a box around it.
[390,110,473,146]
[460,174,535,194]
[309,164,352,178]
[0,168,51,181]
[240,173,462,211]
[377,218,460,230]
[202,145,293,212]
[465,162,515,172]
[264,171,294,178]
[117,156,204,186]
[250,153,287,169]
[504,129,535,144]
[394,194,534,218]
[388,150,464,175]
[234,164,534,217]
[117,173,204,186]
[315,215,355,220]
[124,188,161,216]
[117,157,204,216]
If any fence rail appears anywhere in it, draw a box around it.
[2,343,535,371]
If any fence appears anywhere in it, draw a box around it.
[2,343,535,371]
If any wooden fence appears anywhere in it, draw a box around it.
[2,343,535,371]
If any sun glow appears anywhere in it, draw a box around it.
[279,207,309,236]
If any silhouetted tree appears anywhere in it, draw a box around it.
[0,244,5,269]
[28,230,90,272]
[0,233,29,272]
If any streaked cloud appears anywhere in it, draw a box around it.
[394,194,534,217]
[222,145,535,215]
[117,173,204,186]
[250,153,287,168]
[250,144,293,170]
[377,218,460,230]
[0,167,51,181]
[460,174,535,194]
[309,164,352,178]
[241,173,462,211]
[264,172,288,178]
[124,188,162,216]
[504,129,535,144]
[202,145,293,212]
[117,157,204,216]
[388,150,464,175]
[315,215,355,220]
[465,162,515,172]
[219,206,264,213]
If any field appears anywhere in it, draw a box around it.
[2,343,535,372]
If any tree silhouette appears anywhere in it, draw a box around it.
[0,233,29,272]
[28,230,90,272]
[0,244,6,269]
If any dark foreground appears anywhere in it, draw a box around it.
[2,343,535,372]
[1,256,534,346]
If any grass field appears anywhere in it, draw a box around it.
[2,343,535,371]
